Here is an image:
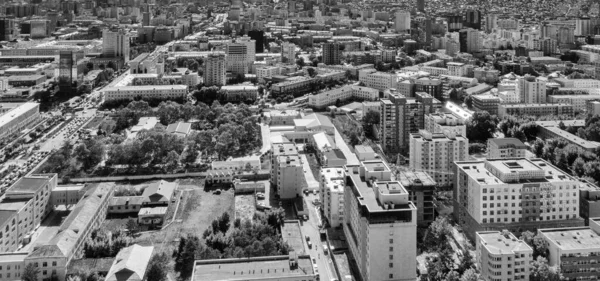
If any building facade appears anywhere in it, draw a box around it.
[409,130,468,186]
[320,168,345,228]
[476,231,533,281]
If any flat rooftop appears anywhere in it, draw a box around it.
[540,227,600,251]
[397,171,436,187]
[489,138,527,149]
[362,160,390,173]
[347,165,413,213]
[456,158,573,185]
[6,174,51,194]
[478,231,532,255]
[540,126,600,150]
[192,255,315,281]
[0,102,39,129]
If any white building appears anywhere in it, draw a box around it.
[497,91,520,104]
[358,69,398,91]
[102,29,130,62]
[476,231,533,281]
[394,11,411,32]
[424,112,467,138]
[409,130,468,186]
[454,158,584,239]
[0,102,41,142]
[256,66,281,82]
[517,76,546,103]
[487,138,528,159]
[308,85,379,109]
[281,42,296,63]
[447,62,467,77]
[226,36,256,75]
[103,85,188,102]
[344,159,417,281]
[271,143,304,199]
[319,167,345,228]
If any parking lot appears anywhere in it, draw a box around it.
[0,151,51,192]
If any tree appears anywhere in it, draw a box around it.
[307,67,316,77]
[530,256,562,281]
[422,216,452,252]
[175,235,200,279]
[125,219,139,236]
[464,95,473,108]
[146,253,170,281]
[296,57,305,68]
[466,112,498,143]
[107,61,116,71]
[460,268,479,281]
[22,263,40,281]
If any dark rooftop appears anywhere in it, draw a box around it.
[489,138,528,149]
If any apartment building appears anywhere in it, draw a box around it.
[447,62,467,76]
[270,143,304,199]
[308,85,378,109]
[103,85,188,102]
[203,53,226,86]
[0,174,57,253]
[546,95,600,113]
[409,130,468,186]
[497,103,574,118]
[538,219,600,281]
[424,112,467,137]
[0,102,41,142]
[472,93,501,115]
[281,42,296,63]
[537,124,600,151]
[580,180,600,224]
[380,92,441,153]
[517,76,546,104]
[220,85,259,102]
[397,171,436,225]
[323,41,342,65]
[358,69,398,91]
[319,168,345,228]
[256,66,281,82]
[271,77,314,96]
[344,159,417,281]
[487,138,527,159]
[454,158,585,239]
[25,183,114,281]
[226,36,256,75]
[475,231,533,281]
[102,28,130,62]
[554,78,600,88]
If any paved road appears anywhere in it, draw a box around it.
[301,192,336,281]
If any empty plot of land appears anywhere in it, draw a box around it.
[235,195,256,223]
[135,179,234,255]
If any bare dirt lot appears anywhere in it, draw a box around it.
[235,195,256,223]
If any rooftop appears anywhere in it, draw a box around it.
[477,231,532,255]
[397,171,436,187]
[0,102,39,130]
[456,158,574,185]
[106,245,154,281]
[534,119,585,128]
[6,174,52,195]
[540,126,600,150]
[540,227,600,251]
[489,138,528,149]
[354,145,375,155]
[192,255,315,281]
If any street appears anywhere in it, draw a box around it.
[301,192,336,281]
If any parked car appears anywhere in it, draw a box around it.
[307,240,312,249]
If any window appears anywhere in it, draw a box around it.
[389,263,393,268]
[389,274,394,279]
[389,239,393,243]
[52,261,56,267]
[389,247,393,251]
[389,255,393,260]
[42,270,47,276]
[43,262,47,267]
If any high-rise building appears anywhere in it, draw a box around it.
[322,41,341,65]
[0,18,16,41]
[380,91,440,153]
[397,171,436,225]
[271,142,304,199]
[59,51,74,91]
[102,28,130,62]
[281,42,296,64]
[142,12,151,26]
[344,159,417,281]
[409,129,468,186]
[424,18,432,47]
[203,53,226,86]
[247,30,265,53]
[394,11,411,32]
[485,14,498,33]
[464,9,482,30]
[517,75,546,103]
[557,26,575,45]
[226,35,256,75]
[447,15,463,32]
[319,167,345,228]
[540,37,557,56]
[476,231,533,281]
[459,28,482,53]
[47,12,58,33]
[576,17,591,36]
[453,158,584,239]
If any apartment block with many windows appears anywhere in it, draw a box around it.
[344,159,417,281]
[320,167,345,228]
[476,231,533,281]
[397,171,436,225]
[409,130,468,187]
[270,142,304,199]
[453,158,585,240]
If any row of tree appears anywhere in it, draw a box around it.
[42,138,105,178]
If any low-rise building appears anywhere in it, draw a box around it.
[547,95,600,113]
[166,122,192,137]
[267,110,303,126]
[498,103,574,118]
[320,167,345,228]
[424,112,467,137]
[220,85,259,102]
[487,138,528,159]
[538,125,600,151]
[105,244,154,281]
[103,85,187,102]
[0,102,41,142]
[358,69,398,91]
[475,231,533,281]
[191,255,317,281]
[138,207,168,225]
[538,221,600,281]
[472,93,501,115]
[271,77,314,96]
[308,85,378,109]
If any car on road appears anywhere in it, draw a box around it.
[312,258,317,265]
[313,189,318,195]
[305,235,310,242]
[307,240,312,249]
[303,189,310,195]
[256,193,265,199]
